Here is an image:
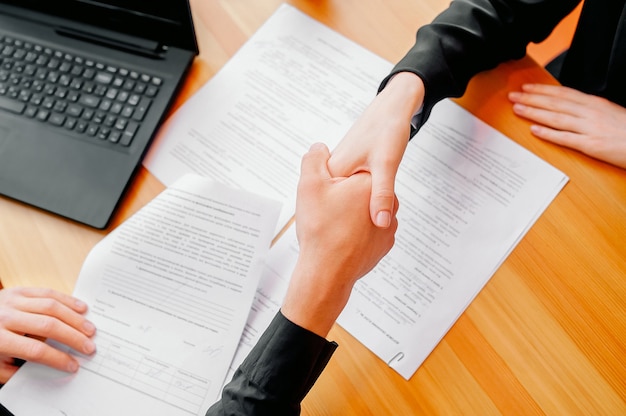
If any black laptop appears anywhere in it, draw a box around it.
[0,0,198,228]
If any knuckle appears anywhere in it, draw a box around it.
[587,94,606,106]
[0,312,11,327]
[372,188,395,201]
[39,287,57,299]
[34,316,58,336]
[40,298,61,315]
[581,136,606,153]
[24,340,47,361]
[551,112,569,125]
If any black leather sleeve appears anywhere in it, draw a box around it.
[380,0,581,133]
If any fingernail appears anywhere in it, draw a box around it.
[376,211,391,228]
[513,103,526,112]
[75,299,87,310]
[83,339,96,354]
[83,320,96,335]
[67,360,79,373]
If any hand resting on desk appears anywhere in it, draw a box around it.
[0,287,96,384]
[509,83,626,169]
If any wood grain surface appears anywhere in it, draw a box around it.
[1,1,624,414]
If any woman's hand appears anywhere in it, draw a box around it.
[509,83,626,169]
[328,72,424,227]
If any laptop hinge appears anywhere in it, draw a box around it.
[55,26,165,59]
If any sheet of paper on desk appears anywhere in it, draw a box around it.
[142,3,393,236]
[336,99,569,379]
[0,174,281,416]
[222,225,299,386]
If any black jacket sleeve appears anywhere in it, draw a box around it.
[205,311,338,416]
[380,0,581,132]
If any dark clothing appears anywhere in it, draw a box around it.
[560,0,626,107]
[206,311,337,416]
[381,0,626,132]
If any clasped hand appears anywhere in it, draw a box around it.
[282,142,398,337]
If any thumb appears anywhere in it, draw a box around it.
[369,167,396,228]
[300,142,331,181]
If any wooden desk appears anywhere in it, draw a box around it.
[1,1,625,414]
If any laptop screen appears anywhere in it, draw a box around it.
[0,0,197,51]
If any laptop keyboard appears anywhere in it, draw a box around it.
[0,34,162,147]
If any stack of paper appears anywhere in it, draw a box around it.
[0,176,280,414]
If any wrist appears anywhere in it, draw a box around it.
[281,258,353,338]
[383,71,425,118]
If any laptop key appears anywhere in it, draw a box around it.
[76,120,87,133]
[66,103,83,117]
[94,71,112,84]
[36,109,49,121]
[120,121,138,146]
[24,105,37,117]
[86,124,98,136]
[48,113,65,126]
[78,94,100,108]
[0,96,25,113]
[131,97,151,121]
[109,130,121,143]
[64,117,77,130]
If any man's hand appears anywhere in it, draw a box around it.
[509,83,626,169]
[282,143,399,337]
[0,287,96,384]
[328,72,424,228]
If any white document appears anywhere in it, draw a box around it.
[336,99,569,379]
[0,175,281,416]
[222,225,299,386]
[142,4,392,235]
